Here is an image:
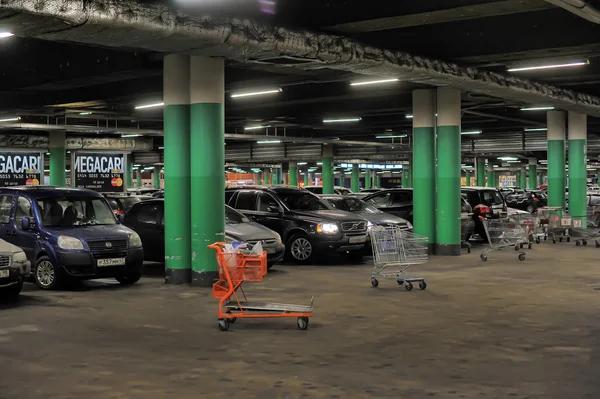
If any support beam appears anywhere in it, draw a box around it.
[164,54,191,284]
[153,166,161,189]
[322,145,334,194]
[351,164,359,192]
[547,111,567,208]
[568,112,587,225]
[465,170,471,187]
[364,169,371,190]
[126,158,133,189]
[289,162,298,187]
[528,158,538,189]
[189,56,225,287]
[519,168,527,189]
[136,167,143,188]
[49,130,66,186]
[476,158,486,187]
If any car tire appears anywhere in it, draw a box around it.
[34,256,63,290]
[286,233,314,264]
[526,205,534,213]
[0,280,23,298]
[115,270,142,285]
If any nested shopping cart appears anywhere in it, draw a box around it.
[208,243,314,331]
[509,213,538,247]
[569,207,600,247]
[480,218,529,262]
[369,225,428,291]
[539,207,572,243]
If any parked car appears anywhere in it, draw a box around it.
[103,193,153,217]
[226,187,369,263]
[320,194,413,231]
[304,186,351,195]
[123,201,285,269]
[360,188,382,193]
[127,187,161,196]
[152,190,164,198]
[461,187,508,240]
[504,190,546,213]
[0,187,144,289]
[0,239,31,298]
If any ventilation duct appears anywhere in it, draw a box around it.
[1,1,600,115]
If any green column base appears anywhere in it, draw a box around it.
[165,268,192,285]
[435,244,461,256]
[192,270,220,287]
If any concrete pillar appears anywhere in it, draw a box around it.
[136,167,143,188]
[153,166,161,189]
[49,130,66,186]
[528,158,537,189]
[436,87,461,256]
[322,145,334,194]
[568,112,587,222]
[190,56,225,287]
[547,111,566,208]
[404,165,412,188]
[303,167,309,187]
[289,162,298,186]
[465,170,471,186]
[351,164,359,192]
[519,168,527,189]
[413,89,436,252]
[364,169,371,189]
[487,167,495,187]
[164,54,192,284]
[476,157,486,186]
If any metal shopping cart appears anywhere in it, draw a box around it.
[480,218,529,262]
[569,207,600,247]
[509,213,537,248]
[369,225,428,291]
[539,207,572,243]
[209,243,314,331]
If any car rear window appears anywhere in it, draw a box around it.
[482,190,504,206]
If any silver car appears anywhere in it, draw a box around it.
[0,239,31,298]
[320,195,412,230]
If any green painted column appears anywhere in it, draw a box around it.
[476,158,486,186]
[322,145,334,194]
[164,54,192,284]
[49,131,66,186]
[304,169,309,187]
[528,158,537,189]
[262,169,269,185]
[289,162,298,186]
[538,173,544,187]
[351,164,359,192]
[190,56,225,287]
[153,166,161,189]
[404,166,412,188]
[275,167,282,185]
[136,167,143,188]
[487,169,495,187]
[547,111,566,208]
[436,87,461,255]
[413,89,436,252]
[465,170,471,186]
[568,112,587,223]
[519,168,527,189]
[126,158,133,188]
[364,169,371,189]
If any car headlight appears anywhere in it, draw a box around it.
[128,232,142,248]
[12,251,27,264]
[367,221,374,231]
[272,231,282,244]
[316,223,339,234]
[406,221,413,230]
[58,236,84,250]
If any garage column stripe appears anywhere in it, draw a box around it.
[547,111,566,208]
[289,162,298,187]
[351,164,359,192]
[164,54,192,284]
[519,168,526,189]
[568,112,587,223]
[436,87,461,256]
[153,166,161,189]
[476,158,486,186]
[412,89,436,252]
[49,130,66,186]
[126,158,133,188]
[190,56,225,287]
[528,158,537,189]
[322,145,334,194]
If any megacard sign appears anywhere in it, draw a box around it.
[0,153,42,187]
[73,153,125,192]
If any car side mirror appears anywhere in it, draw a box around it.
[21,217,31,230]
[267,205,281,214]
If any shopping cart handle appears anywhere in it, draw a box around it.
[309,296,315,311]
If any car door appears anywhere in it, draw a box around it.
[386,191,414,222]
[130,202,161,261]
[365,191,393,211]
[231,190,258,219]
[0,193,15,246]
[11,194,38,262]
[253,192,285,235]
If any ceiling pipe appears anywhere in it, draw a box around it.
[545,0,600,23]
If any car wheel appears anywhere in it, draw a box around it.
[287,234,314,263]
[0,280,23,298]
[115,271,142,285]
[34,256,63,290]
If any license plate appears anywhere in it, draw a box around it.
[265,247,276,254]
[349,236,366,244]
[97,258,126,267]
[0,269,8,278]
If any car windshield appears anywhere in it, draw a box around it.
[482,190,505,206]
[123,197,142,207]
[330,197,380,213]
[37,197,117,227]
[277,191,330,211]
[225,206,248,224]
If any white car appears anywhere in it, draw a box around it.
[0,240,31,299]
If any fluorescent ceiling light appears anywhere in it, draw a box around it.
[231,88,282,98]
[0,32,14,38]
[375,135,407,139]
[135,102,164,110]
[0,117,20,122]
[317,162,323,165]
[461,130,482,135]
[405,114,413,119]
[323,117,361,123]
[256,140,281,144]
[498,157,518,161]
[521,106,554,111]
[508,61,588,72]
[79,112,92,116]
[121,134,141,138]
[524,127,547,132]
[350,78,399,86]
[506,160,521,163]
[297,162,307,165]
[244,125,270,131]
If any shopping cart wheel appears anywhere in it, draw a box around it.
[559,237,563,242]
[396,279,404,286]
[218,319,230,332]
[371,278,379,288]
[419,281,427,290]
[297,317,309,330]
[536,237,541,244]
[596,241,600,248]
[229,317,237,324]
[528,243,533,249]
[552,239,556,244]
[405,282,413,291]
[576,240,581,246]
[519,243,524,249]
[480,254,488,262]
[567,237,571,243]
[514,245,520,251]
[583,240,588,246]
[518,254,526,261]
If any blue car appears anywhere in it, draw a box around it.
[0,187,144,289]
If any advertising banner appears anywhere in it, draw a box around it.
[0,152,42,187]
[73,152,125,192]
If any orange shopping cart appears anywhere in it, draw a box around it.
[208,242,314,331]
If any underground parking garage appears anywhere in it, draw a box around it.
[1,0,600,397]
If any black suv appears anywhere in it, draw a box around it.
[461,187,507,239]
[225,187,369,263]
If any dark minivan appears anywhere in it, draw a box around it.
[0,187,144,289]
[226,187,369,263]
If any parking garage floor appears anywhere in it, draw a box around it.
[1,243,599,399]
